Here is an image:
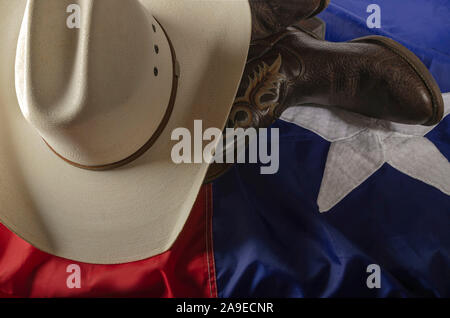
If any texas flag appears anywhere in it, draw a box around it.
[1,0,449,298]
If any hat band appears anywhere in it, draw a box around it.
[43,20,179,171]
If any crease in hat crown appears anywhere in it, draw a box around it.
[15,0,175,167]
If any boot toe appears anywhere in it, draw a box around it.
[352,36,444,126]
[394,85,437,125]
[384,52,444,126]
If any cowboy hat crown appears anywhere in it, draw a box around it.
[16,0,175,167]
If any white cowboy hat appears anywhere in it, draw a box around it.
[0,0,251,264]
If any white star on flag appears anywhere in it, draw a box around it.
[281,93,450,212]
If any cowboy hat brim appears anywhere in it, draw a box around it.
[0,0,251,264]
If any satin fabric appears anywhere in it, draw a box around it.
[213,0,450,297]
[213,121,450,297]
[0,185,216,298]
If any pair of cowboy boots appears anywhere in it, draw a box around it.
[205,0,444,182]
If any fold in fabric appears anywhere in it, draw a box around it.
[213,118,450,297]
[0,185,216,298]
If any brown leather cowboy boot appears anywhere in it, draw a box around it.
[205,25,444,183]
[250,0,330,40]
[229,25,444,130]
